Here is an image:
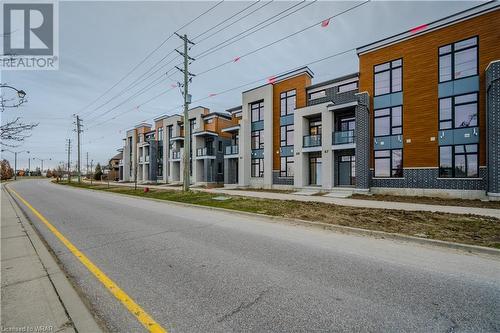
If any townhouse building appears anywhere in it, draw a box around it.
[119,3,499,199]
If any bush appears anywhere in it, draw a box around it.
[0,159,14,180]
[93,163,103,180]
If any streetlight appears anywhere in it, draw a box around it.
[0,84,27,108]
[1,149,29,180]
[32,157,52,175]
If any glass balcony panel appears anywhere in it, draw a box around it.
[333,130,355,144]
[303,134,322,147]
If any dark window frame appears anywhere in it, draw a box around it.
[337,81,358,93]
[308,90,326,100]
[373,58,403,97]
[280,156,294,177]
[250,100,264,123]
[438,92,478,130]
[251,158,264,177]
[374,149,403,178]
[373,105,403,137]
[438,36,478,83]
[251,130,264,150]
[439,144,479,178]
[280,124,294,147]
[280,89,296,116]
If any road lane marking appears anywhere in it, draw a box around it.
[8,186,168,333]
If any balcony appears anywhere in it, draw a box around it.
[196,147,214,157]
[303,134,321,147]
[145,155,150,163]
[171,151,181,160]
[139,156,144,163]
[333,130,355,145]
[225,145,239,155]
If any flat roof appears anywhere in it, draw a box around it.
[242,66,314,94]
[357,2,499,55]
[307,73,359,90]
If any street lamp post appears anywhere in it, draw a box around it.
[1,149,29,180]
[0,84,27,109]
[32,157,52,176]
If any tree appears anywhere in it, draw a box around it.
[46,169,53,178]
[0,159,14,180]
[94,163,103,180]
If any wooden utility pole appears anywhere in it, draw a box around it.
[75,116,83,183]
[66,139,72,182]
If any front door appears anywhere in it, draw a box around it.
[309,153,322,186]
[338,155,355,186]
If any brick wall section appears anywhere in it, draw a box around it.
[486,61,500,195]
[359,10,500,168]
[355,92,371,190]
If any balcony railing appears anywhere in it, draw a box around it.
[196,147,214,157]
[303,134,321,147]
[333,130,355,145]
[225,145,239,155]
[171,151,181,159]
[139,156,144,163]
[145,155,150,162]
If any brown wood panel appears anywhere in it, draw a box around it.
[359,9,500,168]
[272,74,311,170]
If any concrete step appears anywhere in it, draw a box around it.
[292,190,320,196]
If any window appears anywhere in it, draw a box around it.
[218,141,223,152]
[280,125,294,147]
[374,59,402,96]
[374,106,402,136]
[439,144,478,178]
[251,158,264,177]
[157,128,163,142]
[128,137,133,176]
[374,149,403,177]
[157,141,163,177]
[439,93,477,130]
[439,36,478,83]
[217,162,223,174]
[251,130,264,150]
[280,157,294,177]
[206,118,214,124]
[280,90,296,116]
[338,81,358,93]
[251,101,264,122]
[308,90,326,100]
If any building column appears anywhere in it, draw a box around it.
[486,60,500,199]
[355,92,371,191]
[239,111,251,187]
[293,113,307,188]
[192,136,202,184]
[263,99,273,189]
[322,109,333,189]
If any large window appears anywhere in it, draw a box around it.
[439,36,478,83]
[338,81,358,93]
[157,142,163,177]
[157,128,163,142]
[251,130,264,150]
[280,125,294,147]
[280,90,296,116]
[439,144,478,178]
[374,149,403,177]
[280,157,294,177]
[251,158,264,177]
[308,90,326,100]
[251,101,264,122]
[374,59,402,96]
[374,106,402,137]
[439,93,477,130]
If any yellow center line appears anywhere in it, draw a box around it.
[7,186,167,333]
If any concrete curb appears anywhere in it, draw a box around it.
[4,184,106,333]
[56,182,500,258]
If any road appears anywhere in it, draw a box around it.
[6,180,500,332]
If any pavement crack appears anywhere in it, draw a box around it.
[217,288,269,323]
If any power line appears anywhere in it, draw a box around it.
[77,1,224,118]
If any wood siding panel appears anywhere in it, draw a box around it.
[272,74,311,170]
[359,10,500,168]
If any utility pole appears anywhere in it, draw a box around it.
[14,152,17,180]
[86,152,89,179]
[66,139,71,182]
[175,33,195,192]
[28,155,31,177]
[75,115,83,183]
[90,160,94,185]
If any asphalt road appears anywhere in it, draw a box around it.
[7,180,500,332]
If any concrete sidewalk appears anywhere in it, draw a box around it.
[84,180,500,219]
[1,185,103,333]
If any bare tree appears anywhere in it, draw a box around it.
[1,117,38,147]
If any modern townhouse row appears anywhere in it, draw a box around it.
[118,3,500,200]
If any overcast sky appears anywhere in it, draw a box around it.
[1,0,481,170]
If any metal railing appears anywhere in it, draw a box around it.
[225,145,239,155]
[333,130,355,144]
[171,151,181,159]
[303,134,321,147]
[196,147,214,157]
[145,155,150,162]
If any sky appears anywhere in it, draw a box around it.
[1,0,481,170]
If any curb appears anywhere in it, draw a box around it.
[4,184,106,333]
[57,182,500,258]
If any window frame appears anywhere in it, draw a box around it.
[373,105,403,137]
[280,89,296,116]
[250,100,264,123]
[280,156,294,177]
[308,90,326,101]
[439,144,479,178]
[251,130,264,150]
[280,124,294,147]
[251,158,264,177]
[438,92,478,130]
[438,36,478,83]
[337,81,358,93]
[373,58,403,97]
[374,149,403,178]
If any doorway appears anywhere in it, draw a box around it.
[309,152,322,186]
[338,155,355,186]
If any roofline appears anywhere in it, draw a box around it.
[307,73,359,90]
[134,122,151,129]
[357,1,499,55]
[226,105,242,113]
[242,66,314,94]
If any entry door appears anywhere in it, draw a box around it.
[338,155,355,186]
[309,154,322,186]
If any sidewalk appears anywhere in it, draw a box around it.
[83,180,500,219]
[1,185,103,333]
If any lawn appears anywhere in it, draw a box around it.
[57,181,500,249]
